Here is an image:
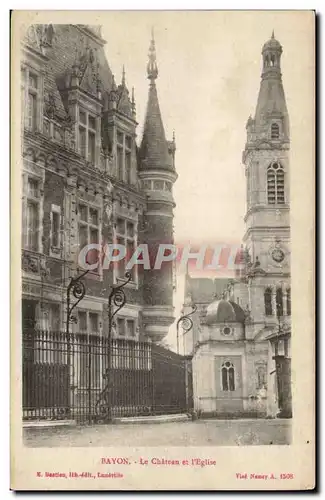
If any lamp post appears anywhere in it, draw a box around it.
[176,304,197,355]
[65,269,89,416]
[105,272,132,421]
[176,304,197,415]
[66,269,89,336]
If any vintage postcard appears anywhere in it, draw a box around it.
[11,10,315,490]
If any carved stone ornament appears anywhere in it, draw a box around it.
[271,247,285,263]
[22,253,39,274]
[44,93,56,119]
[269,239,286,265]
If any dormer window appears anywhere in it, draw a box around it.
[78,110,97,164]
[21,67,40,132]
[271,123,280,139]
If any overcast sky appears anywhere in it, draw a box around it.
[97,11,314,349]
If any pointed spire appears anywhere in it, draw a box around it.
[139,31,174,172]
[147,27,158,82]
[131,86,136,118]
[121,64,126,87]
[271,29,275,39]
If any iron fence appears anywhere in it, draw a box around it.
[22,329,192,423]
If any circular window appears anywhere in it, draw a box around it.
[223,326,231,336]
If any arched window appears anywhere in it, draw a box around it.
[256,365,267,389]
[276,288,283,317]
[286,288,291,316]
[271,123,279,139]
[221,361,235,391]
[264,287,273,316]
[267,162,285,204]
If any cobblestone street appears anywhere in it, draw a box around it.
[24,419,291,447]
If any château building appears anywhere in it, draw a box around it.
[21,24,177,343]
[183,33,292,418]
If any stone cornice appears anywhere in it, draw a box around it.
[243,225,290,241]
[23,133,146,206]
[138,169,178,184]
[22,43,48,64]
[242,140,290,163]
[244,204,290,223]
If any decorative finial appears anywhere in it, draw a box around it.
[122,65,126,86]
[172,130,175,143]
[112,74,117,91]
[131,86,136,116]
[271,30,275,39]
[147,28,158,81]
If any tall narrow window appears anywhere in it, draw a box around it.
[117,317,125,336]
[115,218,137,282]
[26,177,40,251]
[78,110,97,164]
[117,146,124,181]
[51,212,59,247]
[49,303,61,332]
[27,92,37,130]
[78,311,87,332]
[126,319,135,337]
[125,151,131,184]
[89,312,99,333]
[125,135,132,184]
[78,203,100,269]
[276,288,283,317]
[264,287,273,316]
[50,205,61,252]
[267,162,285,204]
[27,72,38,131]
[286,288,291,316]
[88,131,96,164]
[221,361,235,391]
[271,123,280,139]
[116,131,133,184]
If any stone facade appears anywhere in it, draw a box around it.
[21,24,176,343]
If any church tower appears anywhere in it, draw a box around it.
[242,32,291,334]
[139,32,177,342]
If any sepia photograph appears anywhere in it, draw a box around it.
[11,10,315,490]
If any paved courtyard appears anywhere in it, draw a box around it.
[24,419,291,447]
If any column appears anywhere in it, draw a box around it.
[283,288,287,316]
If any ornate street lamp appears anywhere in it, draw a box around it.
[98,272,132,422]
[66,269,90,336]
[65,269,89,417]
[107,272,132,342]
[176,304,197,355]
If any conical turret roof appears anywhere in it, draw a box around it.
[139,32,174,172]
